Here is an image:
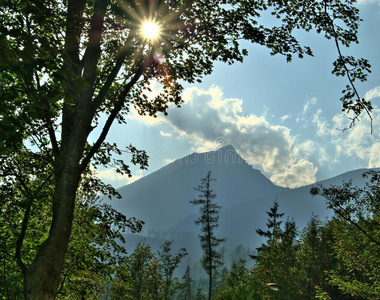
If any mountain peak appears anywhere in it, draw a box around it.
[197,144,245,166]
[217,144,236,153]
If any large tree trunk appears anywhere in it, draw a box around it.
[24,193,77,298]
[24,157,82,299]
[24,100,92,299]
[23,1,112,297]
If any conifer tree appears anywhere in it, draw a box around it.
[253,200,300,298]
[256,199,284,250]
[180,265,192,300]
[191,171,225,300]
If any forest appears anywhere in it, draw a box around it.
[1,169,379,299]
[0,0,377,298]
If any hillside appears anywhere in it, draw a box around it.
[107,145,375,265]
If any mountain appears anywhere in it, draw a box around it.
[107,145,374,264]
[111,145,281,232]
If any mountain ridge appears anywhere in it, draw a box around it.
[112,145,282,231]
[107,146,376,264]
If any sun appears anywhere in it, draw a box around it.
[142,21,160,40]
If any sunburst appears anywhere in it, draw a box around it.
[141,21,160,40]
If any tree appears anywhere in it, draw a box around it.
[157,241,188,300]
[252,201,300,299]
[179,265,192,300]
[0,0,372,297]
[310,171,380,299]
[256,199,284,245]
[112,241,156,300]
[0,151,143,299]
[191,171,225,300]
[55,196,143,299]
[214,259,257,300]
[111,240,187,299]
[296,215,326,298]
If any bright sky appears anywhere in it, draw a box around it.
[98,1,380,189]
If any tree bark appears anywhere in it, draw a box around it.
[24,176,79,299]
[21,0,146,296]
[23,1,104,297]
[24,127,86,298]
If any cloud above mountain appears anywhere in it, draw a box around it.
[130,85,319,188]
[129,83,380,188]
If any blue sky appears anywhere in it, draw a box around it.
[97,0,380,189]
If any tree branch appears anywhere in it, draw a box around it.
[79,58,148,172]
[65,0,86,74]
[323,2,373,132]
[90,33,137,114]
[333,205,380,247]
[15,200,32,276]
[81,0,110,88]
[13,161,32,276]
[46,119,60,159]
[13,156,54,276]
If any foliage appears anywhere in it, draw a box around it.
[296,215,330,298]
[252,200,300,299]
[179,265,193,300]
[0,147,143,299]
[56,197,144,299]
[233,172,380,299]
[158,241,188,300]
[310,171,380,299]
[0,0,372,296]
[256,199,284,244]
[0,148,54,298]
[214,259,258,300]
[111,240,187,300]
[191,171,225,300]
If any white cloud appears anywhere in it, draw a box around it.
[298,140,316,156]
[164,158,175,164]
[331,113,375,160]
[128,110,163,126]
[312,109,330,137]
[160,130,172,137]
[365,86,380,101]
[369,142,380,167]
[127,83,380,186]
[96,168,144,187]
[143,80,164,101]
[270,159,318,188]
[131,85,318,188]
[297,97,317,123]
[311,102,380,169]
[280,114,290,122]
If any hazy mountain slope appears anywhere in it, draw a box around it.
[170,182,329,250]
[107,145,376,262]
[110,145,282,232]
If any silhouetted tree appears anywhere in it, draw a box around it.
[158,241,187,300]
[191,171,225,300]
[256,199,284,251]
[179,265,192,300]
[252,201,300,299]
